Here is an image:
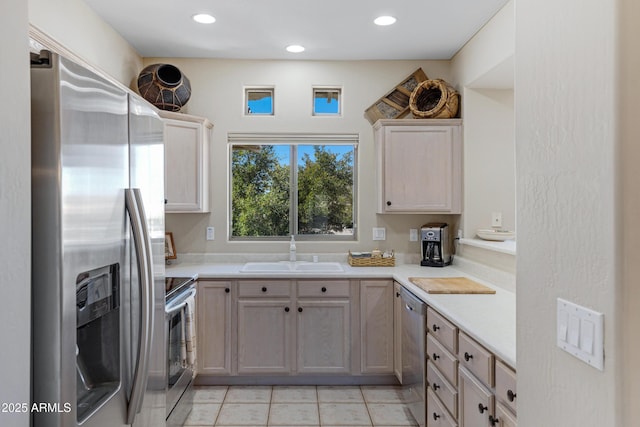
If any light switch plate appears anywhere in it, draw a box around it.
[372,227,386,241]
[409,229,418,241]
[206,226,215,240]
[557,298,604,371]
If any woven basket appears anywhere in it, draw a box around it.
[348,251,395,267]
[409,79,460,119]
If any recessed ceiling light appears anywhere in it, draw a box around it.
[286,45,305,53]
[374,16,397,26]
[192,13,216,24]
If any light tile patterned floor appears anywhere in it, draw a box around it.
[185,385,419,427]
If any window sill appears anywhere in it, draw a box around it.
[459,238,516,255]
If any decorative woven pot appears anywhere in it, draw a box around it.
[409,79,459,119]
[137,64,191,112]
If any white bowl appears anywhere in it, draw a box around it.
[476,228,515,241]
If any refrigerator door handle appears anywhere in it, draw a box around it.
[125,188,155,425]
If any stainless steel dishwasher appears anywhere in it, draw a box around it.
[400,287,426,427]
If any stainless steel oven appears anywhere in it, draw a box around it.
[165,277,197,427]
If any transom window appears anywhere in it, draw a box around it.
[313,87,342,116]
[245,87,274,115]
[229,133,357,240]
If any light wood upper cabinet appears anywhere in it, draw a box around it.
[197,280,232,375]
[160,111,212,213]
[374,119,462,214]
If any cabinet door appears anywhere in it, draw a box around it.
[197,281,232,375]
[163,117,210,212]
[458,366,494,427]
[237,299,293,374]
[393,282,403,382]
[377,122,461,213]
[360,280,394,373]
[297,299,350,374]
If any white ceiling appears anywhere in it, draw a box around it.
[83,0,509,60]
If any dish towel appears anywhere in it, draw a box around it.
[181,293,197,372]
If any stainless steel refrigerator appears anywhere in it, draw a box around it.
[31,50,166,427]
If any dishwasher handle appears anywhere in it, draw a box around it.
[400,287,426,315]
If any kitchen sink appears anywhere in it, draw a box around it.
[293,262,343,272]
[240,261,344,273]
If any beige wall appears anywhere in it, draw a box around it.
[515,0,622,424]
[450,1,516,276]
[151,58,459,259]
[0,0,31,425]
[29,0,143,86]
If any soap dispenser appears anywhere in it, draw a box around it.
[289,235,296,262]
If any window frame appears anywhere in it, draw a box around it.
[312,86,342,116]
[228,132,358,241]
[244,86,275,116]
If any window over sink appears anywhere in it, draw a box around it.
[228,133,358,240]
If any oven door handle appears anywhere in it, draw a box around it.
[166,288,197,315]
[125,188,154,425]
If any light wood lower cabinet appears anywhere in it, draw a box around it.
[494,402,517,427]
[237,299,293,374]
[197,281,232,375]
[458,366,494,427]
[297,299,350,373]
[360,280,394,374]
[393,282,403,382]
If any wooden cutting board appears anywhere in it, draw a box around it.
[408,277,496,294]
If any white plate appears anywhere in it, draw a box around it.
[476,228,515,241]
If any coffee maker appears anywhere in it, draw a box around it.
[420,223,452,267]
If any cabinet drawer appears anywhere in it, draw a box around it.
[458,332,494,387]
[238,280,292,297]
[427,307,458,354]
[427,333,458,386]
[495,401,518,427]
[495,360,517,414]
[458,366,494,427]
[427,388,458,427]
[427,361,458,420]
[297,280,350,298]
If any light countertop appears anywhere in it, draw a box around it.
[166,261,516,368]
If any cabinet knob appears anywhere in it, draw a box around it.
[225,287,230,293]
[298,307,303,313]
[432,324,440,332]
[478,403,488,414]
[386,201,392,206]
[262,286,267,292]
[489,415,500,426]
[321,286,327,293]
[432,353,440,360]
[464,352,474,362]
[432,383,440,391]
[432,412,441,421]
[396,292,400,298]
[284,307,290,312]
[507,389,517,402]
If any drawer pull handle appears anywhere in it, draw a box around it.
[225,287,230,293]
[432,324,440,332]
[432,383,440,391]
[478,403,488,414]
[432,412,441,421]
[321,286,327,292]
[464,352,474,362]
[298,307,303,312]
[284,307,290,312]
[507,389,517,402]
[261,286,267,292]
[396,292,400,298]
[432,353,440,360]
[387,201,392,206]
[489,415,500,426]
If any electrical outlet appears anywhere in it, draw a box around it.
[206,226,215,240]
[409,229,418,241]
[372,227,386,241]
[491,212,502,228]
